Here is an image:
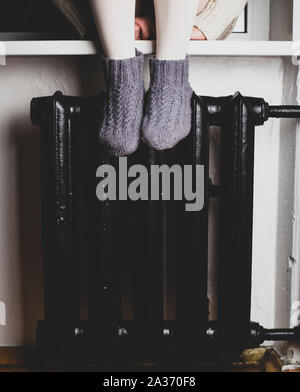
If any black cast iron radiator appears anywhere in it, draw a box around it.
[31,91,300,358]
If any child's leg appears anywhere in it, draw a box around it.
[89,0,135,59]
[89,0,144,156]
[155,0,198,60]
[142,0,198,150]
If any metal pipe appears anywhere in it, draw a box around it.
[218,93,256,353]
[133,146,165,352]
[263,328,300,341]
[267,105,300,119]
[35,320,300,349]
[34,92,80,324]
[88,144,123,348]
[175,94,210,349]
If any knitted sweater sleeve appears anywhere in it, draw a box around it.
[52,0,90,38]
[194,0,248,40]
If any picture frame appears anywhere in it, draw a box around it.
[229,0,270,41]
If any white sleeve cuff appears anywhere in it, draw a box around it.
[194,0,248,40]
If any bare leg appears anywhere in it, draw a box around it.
[89,0,136,59]
[154,0,198,60]
[142,0,198,150]
[89,0,144,156]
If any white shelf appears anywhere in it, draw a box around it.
[2,40,298,57]
[4,40,98,56]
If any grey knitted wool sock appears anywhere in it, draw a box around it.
[142,56,193,151]
[98,50,144,156]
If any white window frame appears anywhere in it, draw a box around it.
[0,301,6,326]
[293,0,300,40]
[228,0,270,41]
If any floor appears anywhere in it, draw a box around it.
[0,347,285,372]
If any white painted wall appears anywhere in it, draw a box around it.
[0,54,297,355]
[0,55,103,346]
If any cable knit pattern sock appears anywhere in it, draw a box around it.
[98,50,144,156]
[142,56,193,150]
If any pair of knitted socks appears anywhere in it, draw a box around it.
[99,50,193,156]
